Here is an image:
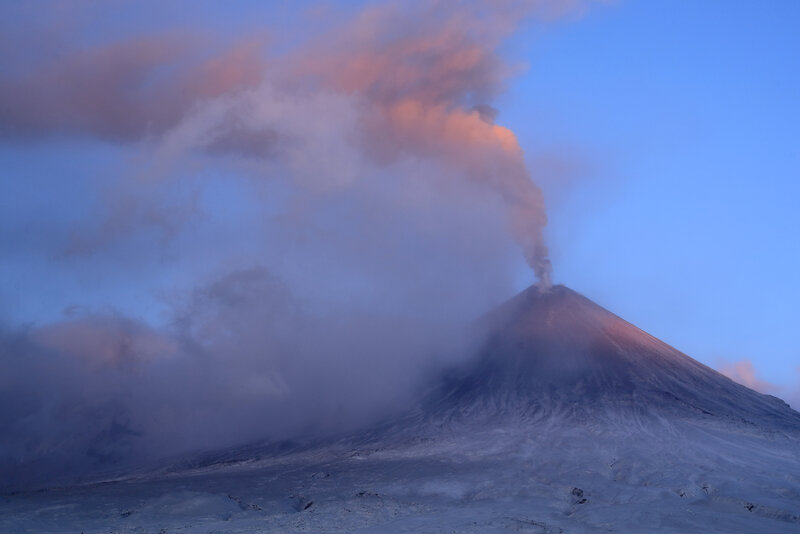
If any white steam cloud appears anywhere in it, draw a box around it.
[0,0,604,489]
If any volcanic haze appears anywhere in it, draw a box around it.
[2,286,799,533]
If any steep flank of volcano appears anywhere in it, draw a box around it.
[425,285,800,431]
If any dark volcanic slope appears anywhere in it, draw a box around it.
[425,285,800,431]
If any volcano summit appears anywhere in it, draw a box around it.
[2,286,800,533]
[418,285,800,429]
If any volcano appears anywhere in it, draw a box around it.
[417,285,800,430]
[3,285,800,533]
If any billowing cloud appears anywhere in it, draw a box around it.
[0,34,265,141]
[0,0,610,284]
[288,0,558,283]
[0,267,481,490]
[0,0,606,489]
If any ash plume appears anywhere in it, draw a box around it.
[0,0,604,487]
[0,0,571,285]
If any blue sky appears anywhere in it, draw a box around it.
[503,0,800,387]
[1,0,798,393]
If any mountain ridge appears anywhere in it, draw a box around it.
[411,284,800,433]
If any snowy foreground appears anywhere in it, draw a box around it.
[2,418,799,534]
[3,286,799,532]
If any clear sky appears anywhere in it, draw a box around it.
[1,0,798,397]
[504,0,800,391]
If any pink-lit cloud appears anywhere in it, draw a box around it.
[0,0,608,285]
[34,315,177,368]
[718,358,800,410]
[0,34,265,141]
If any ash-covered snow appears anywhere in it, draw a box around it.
[2,285,799,533]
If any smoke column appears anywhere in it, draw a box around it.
[292,0,555,285]
[0,0,603,489]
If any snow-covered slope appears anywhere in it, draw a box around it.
[416,284,800,430]
[2,285,799,533]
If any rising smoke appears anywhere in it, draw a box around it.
[0,0,599,489]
